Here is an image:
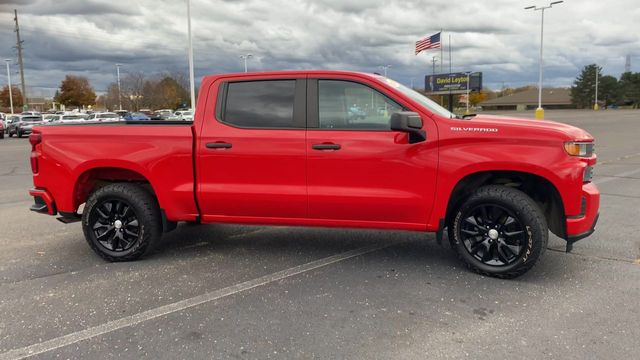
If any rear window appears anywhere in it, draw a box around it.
[23,116,42,122]
[102,114,118,119]
[223,80,296,128]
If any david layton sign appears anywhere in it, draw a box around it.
[425,72,482,93]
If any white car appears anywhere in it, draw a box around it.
[173,110,193,121]
[51,114,86,124]
[87,112,120,122]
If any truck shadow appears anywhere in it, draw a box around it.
[149,223,566,283]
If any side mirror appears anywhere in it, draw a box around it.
[390,112,426,144]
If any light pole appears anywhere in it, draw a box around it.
[594,65,599,110]
[379,65,391,77]
[525,1,563,120]
[240,54,253,73]
[115,63,123,111]
[431,56,438,75]
[186,0,195,110]
[465,71,471,114]
[4,59,14,114]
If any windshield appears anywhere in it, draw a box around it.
[378,76,455,118]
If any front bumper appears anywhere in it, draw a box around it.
[564,182,600,252]
[29,188,57,215]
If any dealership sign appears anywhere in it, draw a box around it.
[425,72,482,94]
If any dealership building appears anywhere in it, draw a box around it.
[479,88,574,111]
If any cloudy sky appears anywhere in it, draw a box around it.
[0,0,638,98]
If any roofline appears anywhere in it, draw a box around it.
[202,70,380,81]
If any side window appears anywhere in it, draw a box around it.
[318,80,403,130]
[223,80,297,128]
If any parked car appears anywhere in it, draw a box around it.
[53,114,86,124]
[27,70,599,279]
[114,110,128,119]
[6,114,42,137]
[21,111,41,116]
[43,114,59,123]
[87,112,120,122]
[123,112,151,121]
[174,110,193,121]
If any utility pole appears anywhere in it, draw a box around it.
[431,56,438,75]
[14,9,27,110]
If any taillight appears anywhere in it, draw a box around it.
[29,132,41,174]
[29,132,42,147]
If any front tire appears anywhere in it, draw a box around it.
[82,183,162,262]
[448,185,548,279]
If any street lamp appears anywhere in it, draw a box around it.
[379,65,391,77]
[115,63,123,111]
[186,0,196,110]
[4,59,14,114]
[240,54,253,73]
[525,0,563,120]
[594,65,600,110]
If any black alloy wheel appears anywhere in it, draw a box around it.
[82,183,162,262]
[448,185,547,279]
[458,204,525,266]
[90,199,140,252]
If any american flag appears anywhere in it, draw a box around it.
[415,32,441,55]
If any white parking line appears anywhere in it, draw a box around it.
[594,168,640,185]
[0,243,392,360]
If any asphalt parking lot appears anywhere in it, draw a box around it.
[1,110,639,359]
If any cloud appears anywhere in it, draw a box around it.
[0,0,638,98]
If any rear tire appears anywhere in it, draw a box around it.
[82,183,162,262]
[448,185,547,279]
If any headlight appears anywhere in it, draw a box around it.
[564,141,594,157]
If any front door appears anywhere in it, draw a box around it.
[197,78,308,222]
[306,78,438,228]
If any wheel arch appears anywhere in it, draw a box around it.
[73,166,158,211]
[444,170,566,239]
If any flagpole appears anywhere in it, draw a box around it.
[440,29,444,73]
[448,34,453,113]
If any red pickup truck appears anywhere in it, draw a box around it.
[28,70,599,278]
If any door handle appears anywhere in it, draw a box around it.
[206,142,232,149]
[312,143,341,150]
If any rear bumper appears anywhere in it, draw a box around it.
[29,188,57,215]
[564,182,599,251]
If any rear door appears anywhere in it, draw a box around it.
[305,77,438,228]
[197,77,308,222]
